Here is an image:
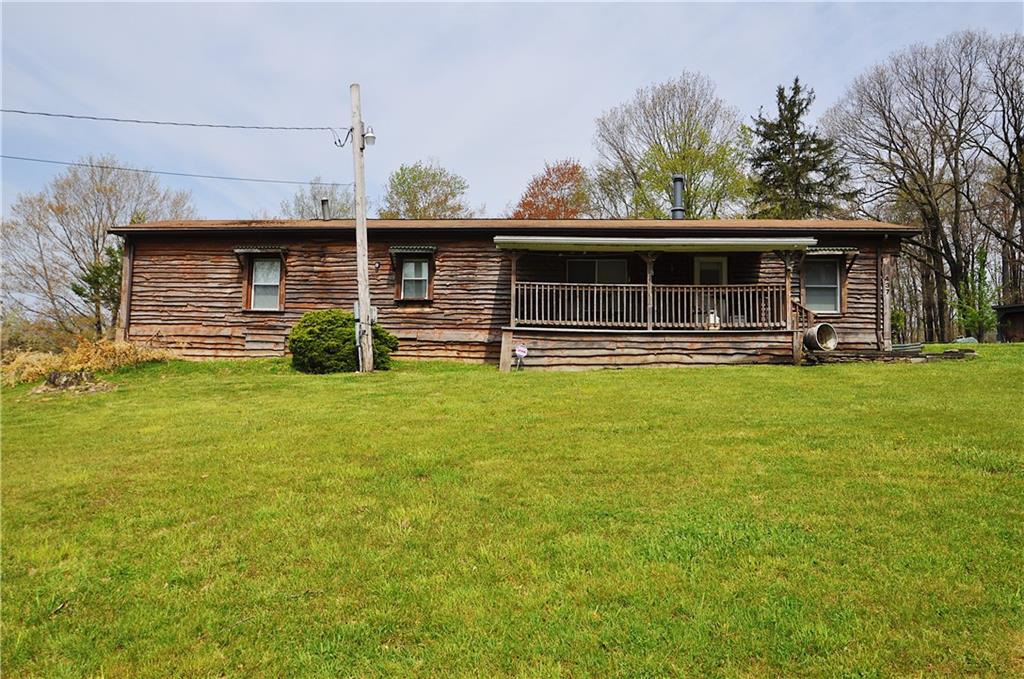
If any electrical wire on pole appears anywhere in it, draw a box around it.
[0,108,351,145]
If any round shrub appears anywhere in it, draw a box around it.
[287,309,399,373]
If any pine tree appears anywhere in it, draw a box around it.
[749,78,857,219]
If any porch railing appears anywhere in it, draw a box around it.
[792,300,816,334]
[515,282,647,328]
[653,284,787,329]
[513,282,788,330]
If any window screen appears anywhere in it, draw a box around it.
[804,259,840,312]
[566,259,629,284]
[596,260,628,284]
[251,258,281,310]
[402,258,430,299]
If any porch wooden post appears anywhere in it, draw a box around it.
[779,250,802,365]
[499,329,513,372]
[875,243,884,351]
[115,239,134,341]
[509,252,520,328]
[782,252,794,331]
[644,253,655,331]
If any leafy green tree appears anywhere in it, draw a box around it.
[749,78,858,219]
[378,160,478,219]
[591,71,750,218]
[633,125,751,219]
[70,245,124,337]
[954,249,999,339]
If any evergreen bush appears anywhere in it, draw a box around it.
[287,309,398,373]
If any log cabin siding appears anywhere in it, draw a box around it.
[122,230,899,363]
[505,329,797,370]
[127,234,509,360]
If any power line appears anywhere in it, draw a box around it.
[1,108,343,132]
[1,154,353,188]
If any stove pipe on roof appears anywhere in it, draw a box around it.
[670,174,686,220]
[320,198,330,220]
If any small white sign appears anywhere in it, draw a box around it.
[514,344,529,359]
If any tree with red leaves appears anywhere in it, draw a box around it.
[510,159,590,219]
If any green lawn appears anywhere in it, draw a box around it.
[2,346,1023,677]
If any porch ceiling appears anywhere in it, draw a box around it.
[493,235,818,253]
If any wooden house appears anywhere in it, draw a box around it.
[111,213,918,370]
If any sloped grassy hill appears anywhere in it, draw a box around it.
[2,346,1022,676]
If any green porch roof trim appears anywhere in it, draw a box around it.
[493,235,818,253]
[233,245,288,252]
[806,247,859,255]
[389,245,437,254]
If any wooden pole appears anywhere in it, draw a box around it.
[350,83,374,372]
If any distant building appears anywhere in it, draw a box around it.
[993,303,1024,343]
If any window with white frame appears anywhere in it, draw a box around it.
[694,256,728,285]
[566,258,629,284]
[804,259,841,313]
[401,257,431,299]
[250,257,282,310]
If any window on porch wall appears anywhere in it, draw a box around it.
[566,258,629,284]
[694,257,728,285]
[804,259,841,313]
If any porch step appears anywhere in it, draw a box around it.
[803,348,977,364]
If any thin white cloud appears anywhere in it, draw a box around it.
[3,2,1020,218]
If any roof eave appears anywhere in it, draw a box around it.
[108,218,921,236]
[493,236,819,252]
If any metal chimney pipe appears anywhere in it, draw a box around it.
[670,174,686,220]
[320,198,330,220]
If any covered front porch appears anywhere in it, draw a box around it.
[495,235,819,370]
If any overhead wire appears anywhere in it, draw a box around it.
[0,108,343,132]
[1,154,353,187]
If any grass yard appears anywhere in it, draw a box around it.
[2,346,1023,677]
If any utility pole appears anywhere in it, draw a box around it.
[350,83,374,372]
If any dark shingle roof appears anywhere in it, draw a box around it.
[110,218,919,235]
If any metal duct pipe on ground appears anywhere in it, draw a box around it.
[804,323,839,351]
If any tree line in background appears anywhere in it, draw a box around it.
[3,29,1020,349]
[2,158,197,350]
[512,30,1024,342]
[825,31,1023,343]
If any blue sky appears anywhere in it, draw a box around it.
[2,2,1021,219]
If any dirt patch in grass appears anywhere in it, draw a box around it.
[28,370,115,396]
